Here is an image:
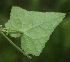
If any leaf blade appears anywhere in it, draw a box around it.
[5,6,66,56]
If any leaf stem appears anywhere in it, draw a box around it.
[0,32,32,59]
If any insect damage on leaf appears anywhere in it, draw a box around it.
[5,6,66,56]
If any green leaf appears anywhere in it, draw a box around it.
[5,6,66,56]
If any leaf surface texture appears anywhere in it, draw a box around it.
[5,6,66,56]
